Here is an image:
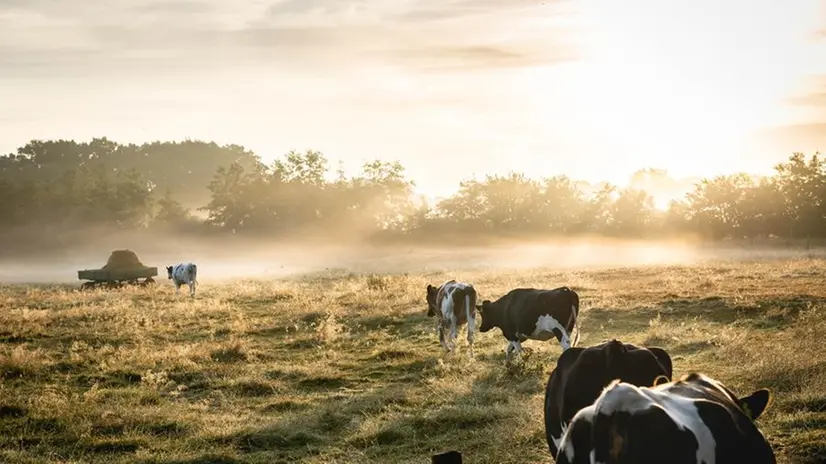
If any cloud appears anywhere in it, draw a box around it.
[790,92,826,107]
[789,76,826,107]
[381,43,575,72]
[756,123,826,156]
[392,0,562,23]
[0,0,577,78]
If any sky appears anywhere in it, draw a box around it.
[1,0,825,202]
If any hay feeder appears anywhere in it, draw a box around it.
[77,249,158,291]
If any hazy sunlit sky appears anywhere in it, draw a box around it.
[1,0,825,199]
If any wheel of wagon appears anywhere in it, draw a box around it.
[80,281,96,291]
[105,281,123,289]
[140,277,155,287]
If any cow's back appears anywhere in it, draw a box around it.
[581,377,776,464]
[437,281,476,326]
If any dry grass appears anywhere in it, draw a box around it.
[0,259,825,463]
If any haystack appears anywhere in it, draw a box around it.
[101,249,147,270]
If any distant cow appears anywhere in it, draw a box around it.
[557,372,775,464]
[166,263,198,297]
[477,287,580,363]
[544,339,673,460]
[426,280,478,357]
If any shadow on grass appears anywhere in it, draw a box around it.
[209,353,551,462]
[143,455,245,464]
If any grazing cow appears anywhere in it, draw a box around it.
[166,263,198,296]
[426,280,478,357]
[544,339,673,460]
[432,450,463,464]
[557,372,775,464]
[476,286,580,363]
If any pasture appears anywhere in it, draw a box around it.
[1,258,824,463]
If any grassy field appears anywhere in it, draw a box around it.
[1,258,825,463]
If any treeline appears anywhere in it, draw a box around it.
[1,138,824,243]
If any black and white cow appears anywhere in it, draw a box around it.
[476,286,580,363]
[426,280,478,357]
[557,372,775,464]
[544,339,673,460]
[166,263,198,297]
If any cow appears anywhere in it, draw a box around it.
[476,286,580,363]
[166,263,198,297]
[426,280,478,357]
[544,339,673,460]
[556,372,775,464]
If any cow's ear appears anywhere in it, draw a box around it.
[427,284,433,292]
[652,375,670,387]
[739,389,771,421]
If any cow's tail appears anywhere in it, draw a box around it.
[450,286,470,316]
[465,287,477,329]
[568,288,580,348]
[451,286,476,323]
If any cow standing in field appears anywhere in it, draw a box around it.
[557,372,775,464]
[426,280,478,357]
[544,339,673,460]
[167,263,198,297]
[477,286,580,363]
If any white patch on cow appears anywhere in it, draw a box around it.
[530,314,572,350]
[168,262,198,297]
[561,405,595,463]
[551,422,568,453]
[592,381,718,464]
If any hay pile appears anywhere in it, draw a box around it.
[101,249,147,270]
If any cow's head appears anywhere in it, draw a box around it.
[426,284,439,317]
[476,300,495,332]
[166,266,173,279]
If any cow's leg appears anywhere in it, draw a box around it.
[558,329,572,351]
[174,282,181,295]
[189,281,196,297]
[505,340,519,364]
[466,312,476,359]
[437,319,450,353]
[505,340,522,364]
[448,315,458,353]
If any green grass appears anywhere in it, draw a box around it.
[1,259,825,463]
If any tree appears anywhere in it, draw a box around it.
[154,190,192,228]
[608,188,656,237]
[773,152,825,241]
